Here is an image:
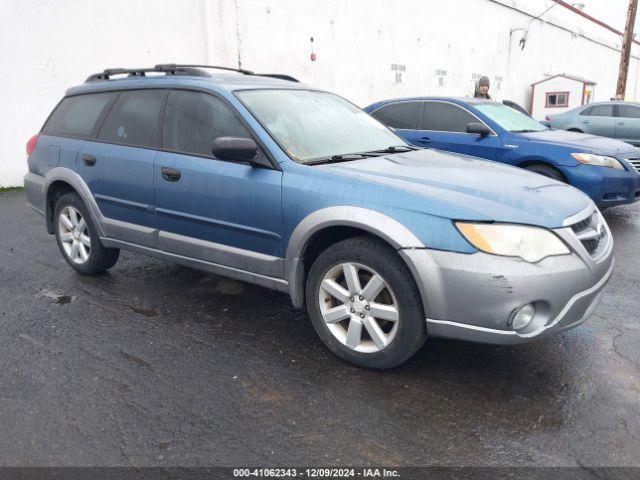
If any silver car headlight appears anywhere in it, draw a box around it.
[571,153,624,170]
[456,222,570,263]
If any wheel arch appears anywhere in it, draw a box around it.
[44,167,104,236]
[285,207,428,309]
[517,159,569,182]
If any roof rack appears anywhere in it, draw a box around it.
[157,64,299,82]
[85,63,299,83]
[85,65,210,82]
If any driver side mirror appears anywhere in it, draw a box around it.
[211,137,271,168]
[466,122,491,137]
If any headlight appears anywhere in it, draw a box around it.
[571,153,624,170]
[456,222,570,263]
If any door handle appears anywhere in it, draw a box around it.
[617,121,625,125]
[82,154,97,167]
[581,120,590,124]
[417,136,431,144]
[161,167,181,182]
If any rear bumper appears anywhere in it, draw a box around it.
[400,216,614,345]
[24,171,46,215]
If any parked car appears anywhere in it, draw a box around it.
[547,101,640,146]
[365,97,640,208]
[25,65,613,369]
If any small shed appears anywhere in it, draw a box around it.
[530,74,596,120]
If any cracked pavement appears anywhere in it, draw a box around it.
[0,191,639,467]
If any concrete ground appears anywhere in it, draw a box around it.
[0,190,638,467]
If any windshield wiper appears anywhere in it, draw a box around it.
[510,129,541,133]
[306,153,376,165]
[363,145,418,154]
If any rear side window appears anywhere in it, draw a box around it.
[42,93,113,138]
[163,90,250,157]
[420,102,477,132]
[581,105,613,117]
[98,90,165,148]
[617,105,640,119]
[370,102,420,130]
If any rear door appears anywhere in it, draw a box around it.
[39,92,115,177]
[614,104,640,145]
[78,89,166,246]
[368,101,421,145]
[154,89,283,274]
[418,101,503,160]
[578,104,615,137]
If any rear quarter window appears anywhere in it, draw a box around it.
[42,92,114,138]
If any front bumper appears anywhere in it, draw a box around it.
[400,207,614,345]
[562,162,640,208]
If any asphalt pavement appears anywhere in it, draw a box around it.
[0,190,639,467]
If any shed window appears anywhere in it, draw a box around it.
[545,92,569,108]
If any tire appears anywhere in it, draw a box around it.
[54,192,120,275]
[524,163,565,182]
[306,236,426,369]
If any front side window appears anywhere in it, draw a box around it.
[420,102,479,133]
[43,92,114,138]
[237,89,404,163]
[474,103,546,133]
[370,101,420,130]
[581,104,614,117]
[545,92,569,108]
[163,90,250,157]
[617,105,640,119]
[98,90,165,148]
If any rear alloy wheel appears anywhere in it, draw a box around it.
[306,236,426,369]
[58,206,91,264]
[54,192,120,275]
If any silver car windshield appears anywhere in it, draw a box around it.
[237,89,407,163]
[475,103,547,133]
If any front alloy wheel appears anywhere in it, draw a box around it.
[306,236,427,369]
[319,262,399,353]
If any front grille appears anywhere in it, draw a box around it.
[626,157,640,174]
[570,210,607,258]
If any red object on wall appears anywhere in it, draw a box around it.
[310,52,316,62]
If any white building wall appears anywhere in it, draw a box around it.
[0,0,210,187]
[531,77,586,120]
[1,0,638,186]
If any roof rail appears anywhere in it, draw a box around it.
[85,64,299,83]
[154,64,299,82]
[155,63,255,75]
[85,65,210,82]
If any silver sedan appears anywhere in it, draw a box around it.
[548,101,640,146]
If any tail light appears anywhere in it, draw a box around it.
[26,134,39,156]
[545,115,550,121]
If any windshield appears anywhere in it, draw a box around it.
[236,89,406,163]
[475,103,547,133]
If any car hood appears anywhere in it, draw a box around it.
[514,129,637,155]
[318,149,592,228]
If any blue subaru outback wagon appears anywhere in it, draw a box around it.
[25,65,613,369]
[365,97,640,209]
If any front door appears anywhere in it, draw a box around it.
[417,101,503,160]
[154,89,283,276]
[578,104,616,137]
[614,104,640,145]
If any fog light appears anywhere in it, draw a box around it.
[512,304,535,330]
